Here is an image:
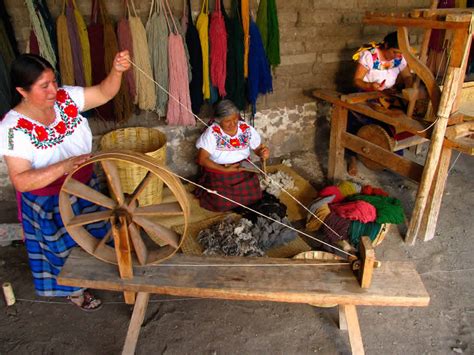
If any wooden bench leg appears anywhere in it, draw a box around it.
[122,292,150,355]
[339,305,365,355]
[328,105,348,182]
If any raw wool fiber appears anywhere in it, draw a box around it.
[209,0,227,97]
[71,0,92,86]
[260,170,296,198]
[56,13,74,85]
[117,18,137,103]
[198,217,265,257]
[252,213,297,250]
[104,16,133,122]
[129,14,156,111]
[25,0,57,68]
[146,0,169,116]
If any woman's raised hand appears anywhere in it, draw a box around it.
[63,154,91,175]
[113,50,131,73]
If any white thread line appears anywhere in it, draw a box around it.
[106,151,356,258]
[126,59,349,252]
[152,262,350,267]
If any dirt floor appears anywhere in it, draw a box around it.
[0,120,473,354]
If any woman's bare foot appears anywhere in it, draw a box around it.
[67,290,102,312]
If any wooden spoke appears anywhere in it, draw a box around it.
[94,228,113,254]
[62,178,116,209]
[67,210,113,228]
[132,216,179,249]
[134,202,183,217]
[128,223,148,265]
[101,160,125,205]
[127,171,155,207]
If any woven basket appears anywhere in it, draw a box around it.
[100,127,167,206]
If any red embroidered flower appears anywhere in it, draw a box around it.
[229,138,241,148]
[56,89,68,103]
[239,123,249,131]
[212,125,221,134]
[64,104,78,118]
[54,121,67,134]
[17,118,33,131]
[34,126,48,141]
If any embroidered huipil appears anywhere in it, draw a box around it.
[0,86,92,169]
[196,121,261,164]
[358,48,407,89]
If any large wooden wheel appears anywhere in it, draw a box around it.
[59,151,190,268]
[356,124,395,171]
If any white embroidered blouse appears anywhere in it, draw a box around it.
[0,86,92,170]
[196,121,261,165]
[358,48,407,89]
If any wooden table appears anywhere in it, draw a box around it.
[58,249,429,355]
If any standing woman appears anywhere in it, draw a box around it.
[195,100,269,211]
[0,51,130,310]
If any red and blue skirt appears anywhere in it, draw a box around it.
[195,168,262,212]
[21,176,109,297]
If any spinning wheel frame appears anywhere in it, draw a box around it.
[59,151,190,267]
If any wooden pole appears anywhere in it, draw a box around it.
[328,105,348,181]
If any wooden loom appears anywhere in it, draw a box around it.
[313,8,474,244]
[57,151,429,355]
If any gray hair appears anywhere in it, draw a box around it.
[214,100,239,122]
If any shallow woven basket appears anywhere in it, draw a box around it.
[100,127,167,206]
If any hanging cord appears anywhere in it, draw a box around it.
[448,151,462,175]
[126,58,352,254]
[125,59,349,247]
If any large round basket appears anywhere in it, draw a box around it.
[100,127,167,206]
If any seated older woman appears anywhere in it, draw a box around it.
[195,100,269,212]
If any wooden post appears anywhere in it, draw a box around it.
[328,105,348,181]
[111,215,136,304]
[418,145,453,241]
[339,305,348,330]
[358,237,375,289]
[340,305,365,355]
[122,292,150,355]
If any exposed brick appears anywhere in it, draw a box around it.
[313,0,357,9]
[273,63,313,76]
[298,11,342,26]
[280,41,306,55]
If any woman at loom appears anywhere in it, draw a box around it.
[348,31,413,175]
[0,51,130,311]
[195,100,270,212]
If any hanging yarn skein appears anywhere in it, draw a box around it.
[209,0,227,97]
[196,0,210,100]
[56,3,74,85]
[71,0,92,86]
[128,0,156,111]
[247,20,273,115]
[25,0,57,68]
[224,0,245,110]
[241,0,249,78]
[185,0,203,114]
[146,0,169,116]
[117,9,137,103]
[164,0,195,126]
[65,0,85,86]
[101,0,132,122]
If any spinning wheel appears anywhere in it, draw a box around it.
[356,124,395,171]
[59,151,190,268]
